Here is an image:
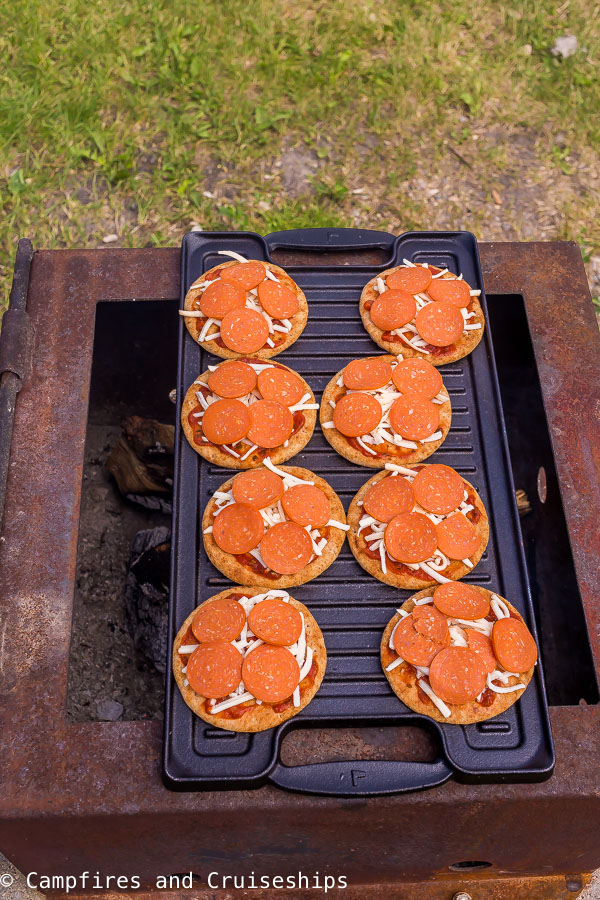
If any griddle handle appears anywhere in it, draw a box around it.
[265,227,395,253]
[269,756,452,796]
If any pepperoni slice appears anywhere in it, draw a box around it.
[192,597,246,643]
[393,614,443,667]
[435,513,481,560]
[199,281,246,319]
[282,484,330,527]
[201,398,250,445]
[427,277,471,308]
[384,512,437,563]
[415,302,464,347]
[433,582,490,620]
[220,261,266,291]
[343,357,393,391]
[412,603,450,646]
[186,641,243,698]
[247,597,303,646]
[370,290,417,331]
[220,308,270,353]
[386,266,432,294]
[257,366,304,406]
[465,629,497,675]
[259,522,313,575]
[247,400,293,448]
[257,281,299,318]
[232,469,284,509]
[389,396,440,441]
[392,358,443,399]
[413,465,465,515]
[492,617,537,673]
[242,643,300,703]
[207,360,257,398]
[212,502,264,554]
[332,392,382,437]
[363,475,415,522]
[429,646,487,705]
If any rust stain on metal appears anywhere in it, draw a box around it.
[0,243,600,887]
[44,872,591,900]
[479,242,600,676]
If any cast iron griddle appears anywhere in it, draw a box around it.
[164,228,555,794]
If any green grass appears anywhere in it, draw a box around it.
[1,0,600,306]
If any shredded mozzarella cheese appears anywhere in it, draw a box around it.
[386,656,404,672]
[490,594,511,619]
[210,692,255,714]
[421,430,443,443]
[326,518,350,531]
[450,616,493,636]
[379,541,387,574]
[486,672,525,693]
[418,678,452,717]
[239,444,258,461]
[449,625,468,647]
[357,436,377,455]
[384,462,417,477]
[217,249,248,263]
[418,561,452,584]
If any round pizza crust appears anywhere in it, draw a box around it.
[320,355,451,469]
[183,259,308,359]
[381,588,535,725]
[359,266,485,365]
[173,588,326,732]
[181,361,316,469]
[347,467,490,589]
[203,465,347,588]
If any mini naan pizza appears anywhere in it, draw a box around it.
[381,585,537,724]
[182,358,318,468]
[202,462,349,588]
[360,260,485,365]
[320,354,451,468]
[174,587,326,732]
[347,463,489,589]
[180,251,308,359]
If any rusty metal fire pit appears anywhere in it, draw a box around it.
[0,237,599,898]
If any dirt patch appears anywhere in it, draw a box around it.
[272,140,321,196]
[66,423,168,722]
[330,122,600,260]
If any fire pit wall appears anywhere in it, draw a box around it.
[3,243,600,891]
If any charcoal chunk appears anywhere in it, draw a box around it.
[124,526,171,673]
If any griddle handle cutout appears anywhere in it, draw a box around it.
[268,756,453,797]
[266,227,395,253]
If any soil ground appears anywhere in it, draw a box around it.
[66,424,167,722]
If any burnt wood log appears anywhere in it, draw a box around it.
[106,415,174,496]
